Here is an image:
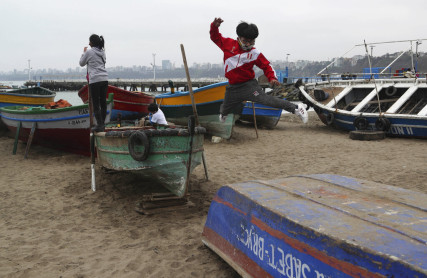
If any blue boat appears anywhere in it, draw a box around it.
[202,174,427,277]
[239,101,282,129]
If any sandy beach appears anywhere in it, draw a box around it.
[1,111,426,278]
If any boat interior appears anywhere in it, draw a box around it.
[308,81,427,116]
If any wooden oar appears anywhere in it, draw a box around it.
[251,102,259,139]
[180,44,209,181]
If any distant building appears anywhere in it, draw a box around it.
[162,60,172,70]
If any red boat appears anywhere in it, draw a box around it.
[78,85,154,121]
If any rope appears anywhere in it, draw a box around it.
[363,40,382,116]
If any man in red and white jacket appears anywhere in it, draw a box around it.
[210,17,308,123]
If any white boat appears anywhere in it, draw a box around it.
[297,39,427,139]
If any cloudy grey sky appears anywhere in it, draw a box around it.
[1,0,426,72]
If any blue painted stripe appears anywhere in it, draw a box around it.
[159,99,223,108]
[1,110,110,122]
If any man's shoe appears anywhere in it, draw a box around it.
[219,114,227,123]
[295,103,308,124]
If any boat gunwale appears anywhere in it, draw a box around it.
[299,84,427,119]
[0,93,114,115]
[155,81,228,99]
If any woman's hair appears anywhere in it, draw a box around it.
[89,34,105,49]
[236,21,258,39]
[148,103,158,113]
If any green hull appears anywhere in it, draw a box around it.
[167,114,238,139]
[95,127,204,197]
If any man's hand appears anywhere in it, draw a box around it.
[213,17,223,27]
[269,79,280,88]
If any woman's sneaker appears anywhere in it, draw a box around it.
[219,114,227,123]
[295,103,308,124]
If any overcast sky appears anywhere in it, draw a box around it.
[1,0,426,72]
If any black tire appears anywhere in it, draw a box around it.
[353,116,369,130]
[349,130,385,141]
[188,115,196,136]
[128,131,150,161]
[326,113,334,125]
[385,86,397,97]
[375,117,391,132]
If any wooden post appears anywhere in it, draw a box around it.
[252,102,259,139]
[12,121,22,155]
[87,79,96,192]
[24,122,37,159]
[180,44,209,181]
[180,44,200,126]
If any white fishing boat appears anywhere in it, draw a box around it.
[297,39,427,139]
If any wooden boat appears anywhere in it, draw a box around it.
[0,94,114,156]
[155,82,239,139]
[297,39,427,139]
[298,78,427,138]
[94,119,206,197]
[202,174,427,278]
[0,87,56,107]
[239,101,282,129]
[78,85,154,121]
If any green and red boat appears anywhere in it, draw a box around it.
[94,119,206,197]
[0,94,114,156]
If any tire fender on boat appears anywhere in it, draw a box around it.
[375,117,391,132]
[385,86,397,97]
[128,131,150,161]
[353,116,369,130]
[349,130,385,141]
[326,112,334,125]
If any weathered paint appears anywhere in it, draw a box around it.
[155,82,228,106]
[202,174,427,278]
[0,87,56,106]
[155,82,239,139]
[78,85,154,120]
[240,101,282,129]
[165,113,238,139]
[299,80,427,139]
[0,94,114,156]
[95,128,204,197]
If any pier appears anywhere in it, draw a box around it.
[24,79,222,92]
[24,79,272,92]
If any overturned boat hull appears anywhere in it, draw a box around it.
[203,174,426,277]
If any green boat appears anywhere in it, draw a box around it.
[94,119,206,197]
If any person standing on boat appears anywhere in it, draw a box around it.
[79,34,108,132]
[146,103,168,126]
[210,17,308,123]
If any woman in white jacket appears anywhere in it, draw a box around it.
[79,34,108,132]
